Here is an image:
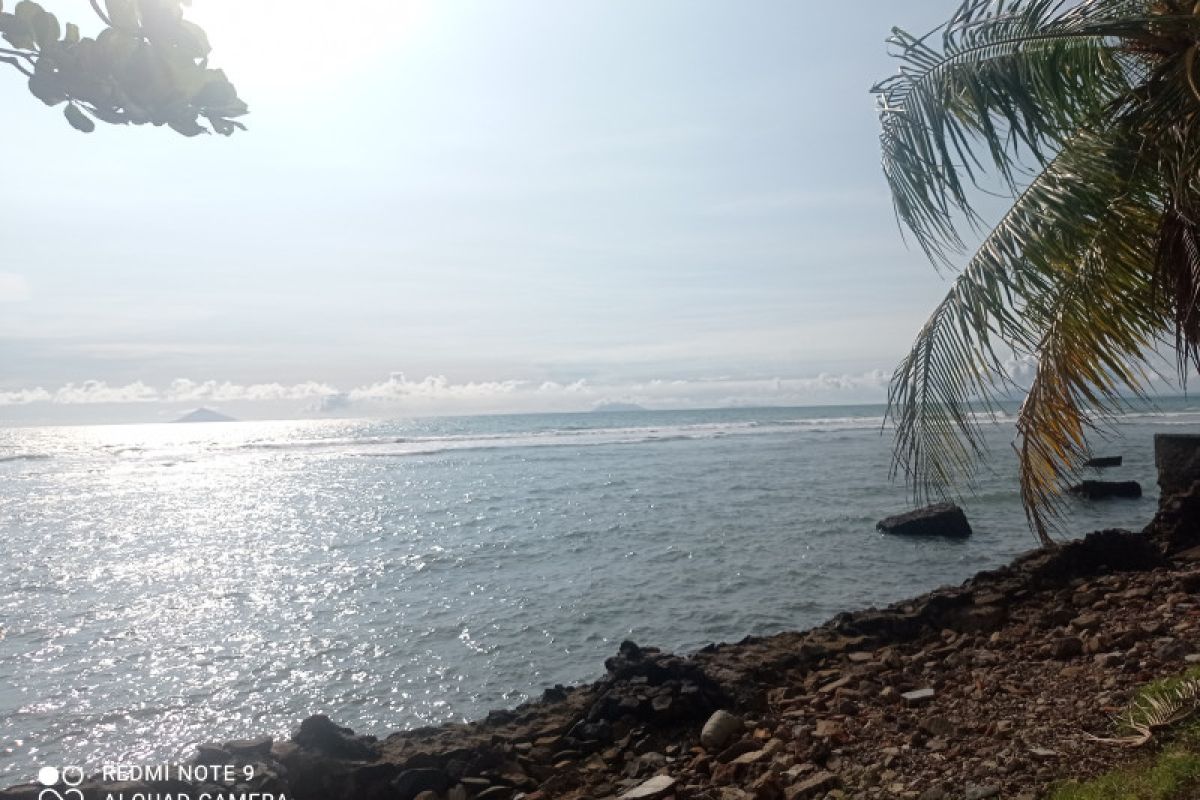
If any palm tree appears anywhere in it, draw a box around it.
[875,0,1200,544]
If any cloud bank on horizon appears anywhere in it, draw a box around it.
[0,370,900,421]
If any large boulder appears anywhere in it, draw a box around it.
[1069,480,1142,500]
[1145,478,1200,554]
[1157,434,1200,498]
[876,503,972,538]
[293,714,379,760]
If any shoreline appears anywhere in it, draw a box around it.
[6,489,1200,800]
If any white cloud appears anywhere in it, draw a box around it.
[0,387,51,405]
[0,273,30,303]
[0,379,337,407]
[165,379,338,403]
[348,372,524,403]
[52,380,158,405]
[0,370,895,413]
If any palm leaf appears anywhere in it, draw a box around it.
[1016,201,1167,540]
[888,124,1157,525]
[874,0,1142,264]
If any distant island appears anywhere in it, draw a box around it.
[591,402,647,413]
[173,407,237,423]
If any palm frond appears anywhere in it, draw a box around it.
[888,124,1157,519]
[874,0,1142,263]
[1086,677,1200,747]
[1015,201,1166,540]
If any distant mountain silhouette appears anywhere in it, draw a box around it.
[591,402,647,413]
[173,407,236,423]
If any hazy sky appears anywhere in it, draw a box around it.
[1,1,967,423]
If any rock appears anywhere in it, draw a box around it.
[1069,480,1143,500]
[1050,636,1083,660]
[474,788,514,800]
[731,748,770,766]
[785,771,838,799]
[619,775,676,799]
[293,714,377,760]
[224,736,273,757]
[920,716,956,738]
[813,720,843,738]
[393,768,454,799]
[750,772,786,800]
[702,710,744,750]
[195,744,231,762]
[964,786,1001,800]
[1085,456,1123,468]
[1095,652,1123,668]
[876,503,972,538]
[902,688,936,706]
[1155,638,1189,661]
[1156,434,1200,498]
[716,739,761,764]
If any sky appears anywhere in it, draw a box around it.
[0,0,970,424]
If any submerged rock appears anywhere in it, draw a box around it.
[876,503,972,538]
[1069,480,1142,500]
[1085,455,1123,468]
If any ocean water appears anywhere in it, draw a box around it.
[0,402,1189,780]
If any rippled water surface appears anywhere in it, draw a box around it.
[0,404,1187,779]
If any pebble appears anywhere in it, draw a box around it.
[902,688,936,705]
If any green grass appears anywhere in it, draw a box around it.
[1046,747,1200,800]
[1047,669,1200,800]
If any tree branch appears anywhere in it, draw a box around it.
[0,55,33,77]
[0,47,36,62]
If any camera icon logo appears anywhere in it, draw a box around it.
[36,766,84,800]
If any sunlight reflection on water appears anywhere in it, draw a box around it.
[0,406,1183,778]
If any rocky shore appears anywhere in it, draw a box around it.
[9,483,1200,800]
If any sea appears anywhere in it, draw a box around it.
[0,401,1193,780]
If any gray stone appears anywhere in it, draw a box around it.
[701,709,744,751]
[964,786,1001,800]
[902,687,936,705]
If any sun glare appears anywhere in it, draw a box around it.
[186,0,430,90]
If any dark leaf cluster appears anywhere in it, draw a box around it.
[0,0,247,135]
